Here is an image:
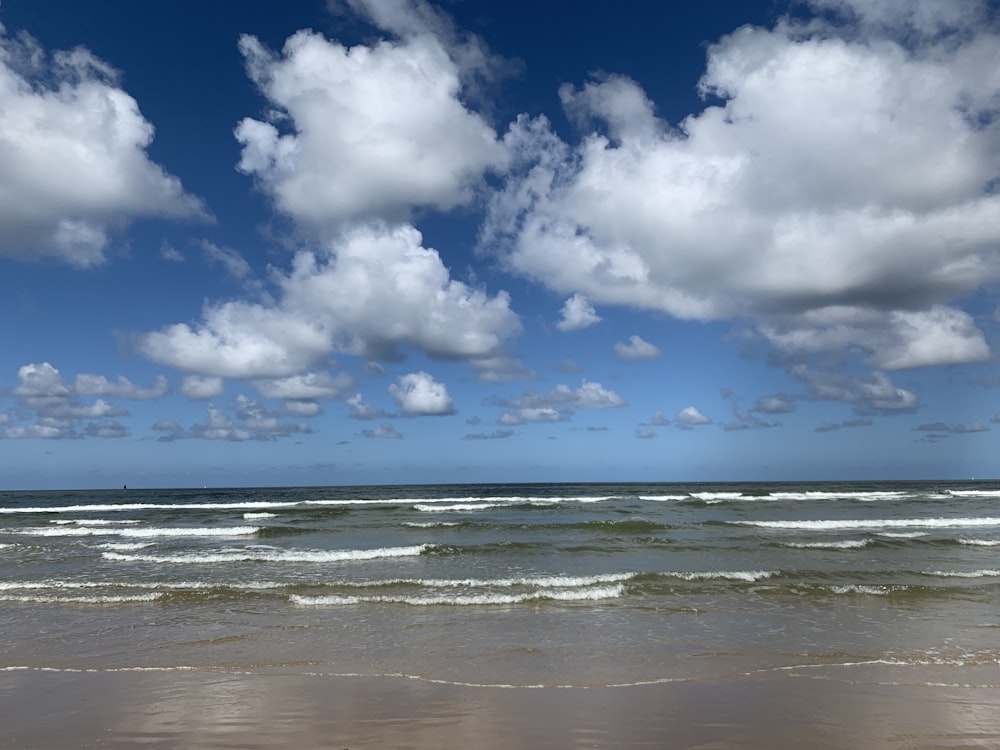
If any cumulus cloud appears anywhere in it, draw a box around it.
[648,410,671,426]
[676,406,711,426]
[492,380,625,425]
[234,20,505,230]
[1,362,134,439]
[753,395,795,414]
[180,375,225,400]
[482,4,1000,379]
[359,422,402,439]
[789,366,921,416]
[463,429,514,440]
[75,373,169,400]
[493,380,626,411]
[916,420,989,434]
[0,25,206,266]
[613,335,661,360]
[253,372,355,401]
[201,240,253,280]
[137,223,520,378]
[816,417,874,432]
[153,398,311,442]
[557,293,601,331]
[389,371,455,416]
[498,407,569,426]
[347,393,393,420]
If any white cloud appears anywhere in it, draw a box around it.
[201,240,253,280]
[347,393,392,420]
[359,422,402,439]
[235,23,505,230]
[1,362,134,439]
[760,305,990,370]
[556,293,601,331]
[953,421,989,433]
[154,400,311,442]
[74,373,169,400]
[389,371,455,416]
[753,395,795,414]
[498,407,568,425]
[138,223,520,378]
[463,429,514,440]
[483,8,1000,372]
[496,380,626,411]
[613,335,661,360]
[676,406,711,426]
[0,28,206,266]
[253,372,355,401]
[649,410,670,426]
[180,375,225,400]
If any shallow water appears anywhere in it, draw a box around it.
[3,480,1000,689]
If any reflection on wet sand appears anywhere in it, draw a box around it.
[4,666,1000,749]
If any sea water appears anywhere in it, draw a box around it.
[2,480,1000,688]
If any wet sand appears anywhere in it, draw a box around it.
[4,667,1000,749]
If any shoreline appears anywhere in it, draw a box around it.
[4,667,1000,749]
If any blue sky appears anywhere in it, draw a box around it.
[1,0,999,489]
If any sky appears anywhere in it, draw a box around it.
[1,0,999,489]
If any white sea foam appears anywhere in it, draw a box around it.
[413,503,502,512]
[102,543,433,564]
[689,492,747,502]
[947,489,1000,498]
[243,512,277,519]
[356,572,635,589]
[923,569,1000,578]
[638,495,689,501]
[290,584,624,607]
[0,593,162,604]
[828,585,896,595]
[663,570,776,582]
[767,491,908,501]
[50,518,141,525]
[11,525,260,538]
[783,539,871,549]
[876,532,928,539]
[959,538,1000,546]
[741,517,1000,531]
[0,501,301,514]
[95,542,154,551]
[402,521,461,528]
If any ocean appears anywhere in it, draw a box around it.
[3,479,1000,692]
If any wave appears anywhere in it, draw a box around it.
[0,593,162,604]
[0,501,303,514]
[402,521,462,528]
[353,572,636,590]
[50,518,141,525]
[290,584,624,607]
[922,569,1000,578]
[959,538,1000,546]
[739,517,1000,531]
[782,539,871,549]
[413,503,504,512]
[10,525,260,538]
[243,512,277,520]
[660,570,776,582]
[826,584,898,596]
[101,543,434,564]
